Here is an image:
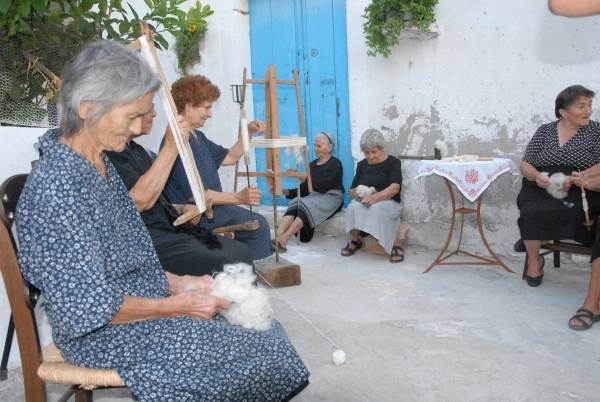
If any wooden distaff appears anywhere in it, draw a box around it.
[134,23,212,224]
[581,185,592,230]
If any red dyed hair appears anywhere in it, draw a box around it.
[171,75,221,114]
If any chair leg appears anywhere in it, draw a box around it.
[74,388,93,402]
[553,250,560,268]
[0,314,15,380]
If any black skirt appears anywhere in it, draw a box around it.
[517,165,600,246]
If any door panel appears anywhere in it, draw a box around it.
[249,0,352,205]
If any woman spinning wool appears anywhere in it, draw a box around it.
[341,129,404,263]
[518,85,600,287]
[164,75,272,260]
[16,41,308,401]
[274,131,344,251]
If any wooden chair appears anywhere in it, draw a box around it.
[0,174,126,402]
[539,217,600,268]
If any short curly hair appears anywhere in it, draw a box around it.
[171,75,221,114]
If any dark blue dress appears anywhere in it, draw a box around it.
[16,130,309,401]
[163,130,272,260]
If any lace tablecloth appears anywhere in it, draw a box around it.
[416,158,519,202]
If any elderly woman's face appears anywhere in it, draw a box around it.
[561,96,593,127]
[314,136,332,159]
[183,101,213,128]
[82,92,155,152]
[363,147,386,164]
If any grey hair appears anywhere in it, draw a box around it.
[59,40,161,138]
[360,129,386,151]
[315,131,335,151]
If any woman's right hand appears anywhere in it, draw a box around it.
[172,290,230,320]
[164,116,191,149]
[236,186,262,206]
[535,172,551,189]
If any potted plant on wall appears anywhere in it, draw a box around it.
[362,0,439,58]
[0,0,212,127]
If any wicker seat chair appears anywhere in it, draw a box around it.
[0,174,126,402]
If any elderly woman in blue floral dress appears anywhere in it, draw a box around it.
[16,40,309,401]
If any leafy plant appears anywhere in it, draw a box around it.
[173,1,213,74]
[0,0,213,126]
[363,0,438,58]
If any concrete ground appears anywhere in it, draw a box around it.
[1,232,600,402]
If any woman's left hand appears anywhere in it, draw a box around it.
[248,119,266,135]
[361,194,378,207]
[169,274,214,295]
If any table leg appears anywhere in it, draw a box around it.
[424,179,458,273]
[475,195,514,273]
[424,179,514,273]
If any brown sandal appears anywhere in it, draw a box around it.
[341,240,362,256]
[389,245,405,263]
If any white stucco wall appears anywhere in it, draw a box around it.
[2,0,600,367]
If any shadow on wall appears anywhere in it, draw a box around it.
[536,14,600,66]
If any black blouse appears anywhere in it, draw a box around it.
[350,156,402,202]
[285,157,344,198]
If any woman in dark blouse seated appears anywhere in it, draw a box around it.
[275,132,344,250]
[341,129,404,263]
[107,104,254,276]
[518,85,600,287]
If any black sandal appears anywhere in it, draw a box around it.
[568,308,600,331]
[341,240,362,256]
[389,245,405,263]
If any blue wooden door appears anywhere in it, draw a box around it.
[248,0,352,205]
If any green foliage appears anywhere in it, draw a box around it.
[363,0,438,58]
[0,0,213,125]
[173,1,213,74]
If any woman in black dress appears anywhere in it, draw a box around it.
[518,85,600,286]
[275,132,344,250]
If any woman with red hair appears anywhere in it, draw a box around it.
[164,75,272,260]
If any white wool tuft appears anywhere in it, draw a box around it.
[355,184,376,198]
[212,263,273,331]
[434,140,449,157]
[543,172,569,199]
[332,349,347,365]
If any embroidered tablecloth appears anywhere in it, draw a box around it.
[416,158,519,202]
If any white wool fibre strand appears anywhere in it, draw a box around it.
[212,263,273,331]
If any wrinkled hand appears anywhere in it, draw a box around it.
[170,274,214,296]
[361,194,378,207]
[535,172,550,189]
[237,185,262,206]
[572,171,600,191]
[165,115,192,148]
[247,119,266,136]
[172,290,229,320]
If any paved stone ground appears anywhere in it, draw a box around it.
[1,233,599,401]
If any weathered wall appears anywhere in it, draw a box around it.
[347,0,600,254]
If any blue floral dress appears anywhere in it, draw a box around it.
[16,129,309,402]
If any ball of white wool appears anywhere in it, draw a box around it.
[544,172,569,200]
[212,263,273,331]
[355,184,376,198]
[332,349,347,365]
